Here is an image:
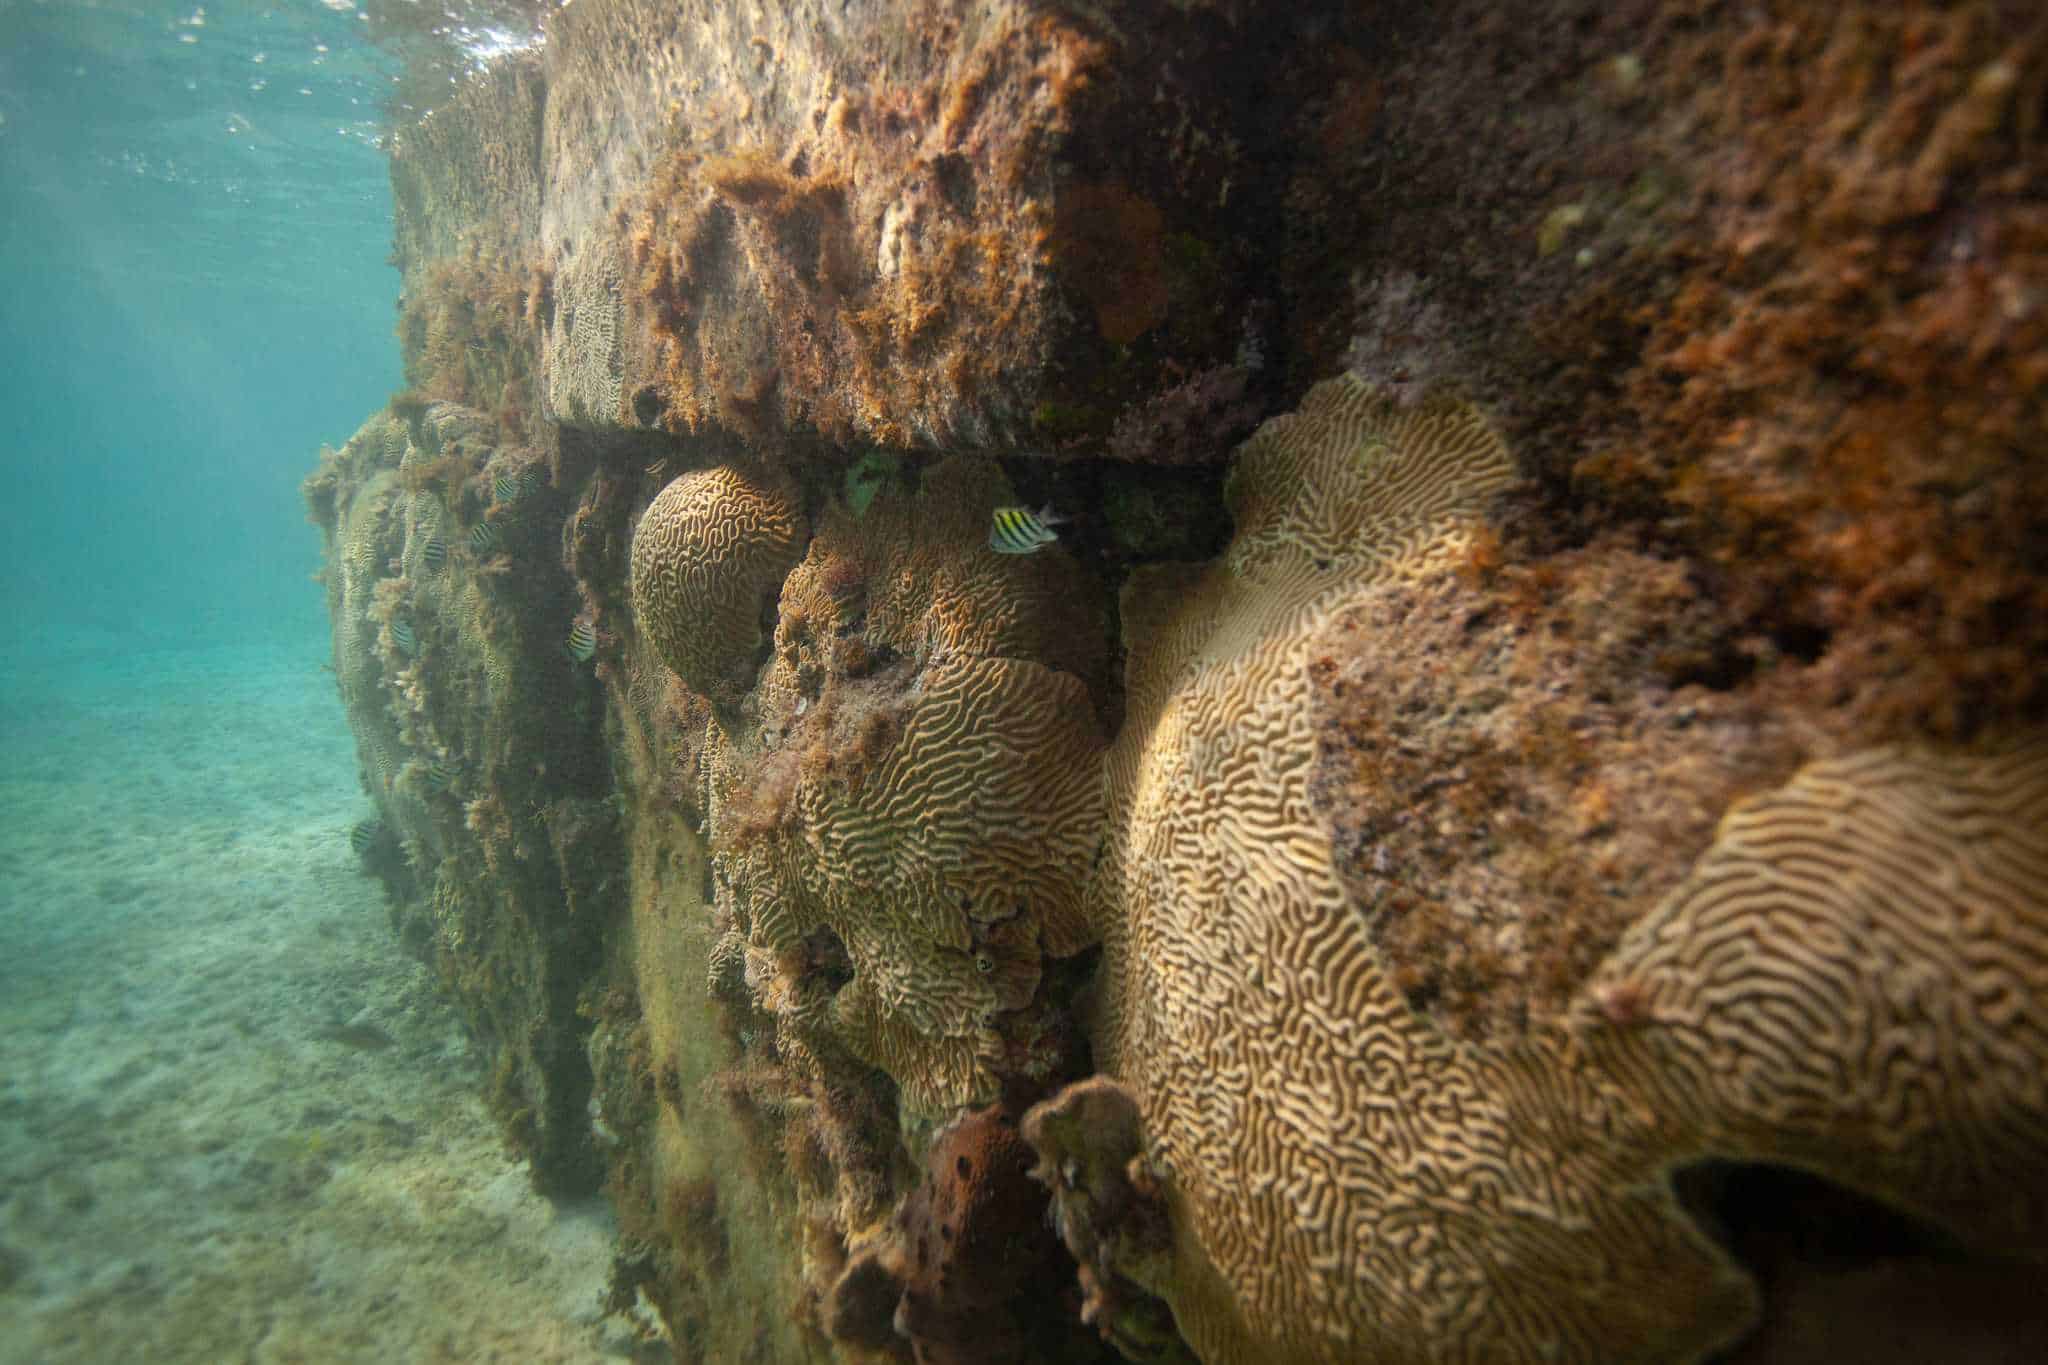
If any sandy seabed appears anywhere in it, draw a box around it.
[0,630,648,1363]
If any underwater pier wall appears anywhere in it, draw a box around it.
[308,1,2048,1361]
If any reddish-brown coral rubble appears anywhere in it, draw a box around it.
[823,1102,1096,1364]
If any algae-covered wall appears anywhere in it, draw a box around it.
[309,2,2048,1361]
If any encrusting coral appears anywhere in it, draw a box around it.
[308,398,618,1196]
[704,458,1108,1120]
[1077,373,2048,1364]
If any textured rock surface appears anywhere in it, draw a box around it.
[305,403,617,1194]
[319,1,2048,1359]
[1285,0,2048,746]
[390,0,1272,451]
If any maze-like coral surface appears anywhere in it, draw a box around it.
[1093,374,2048,1363]
[713,653,1102,1115]
[1096,376,1675,1362]
[706,458,1107,1117]
[1578,741,2048,1251]
[629,464,806,704]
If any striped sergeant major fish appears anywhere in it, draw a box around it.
[495,465,546,503]
[988,504,1066,555]
[564,619,596,663]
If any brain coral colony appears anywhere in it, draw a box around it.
[1031,376,2048,1363]
[317,1,2048,1361]
[679,456,1108,1118]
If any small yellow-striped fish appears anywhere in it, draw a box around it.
[420,536,447,570]
[390,618,418,655]
[469,519,501,554]
[348,818,385,855]
[492,465,546,503]
[988,503,1065,555]
[564,619,597,663]
[425,757,458,792]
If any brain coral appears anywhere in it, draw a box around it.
[1085,373,2048,1362]
[543,242,625,427]
[706,457,1107,1118]
[629,463,806,705]
[1576,740,2048,1252]
[1305,543,1802,1041]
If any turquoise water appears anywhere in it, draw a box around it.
[0,7,624,1359]
[1,0,402,644]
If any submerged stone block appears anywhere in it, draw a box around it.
[389,0,1269,454]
